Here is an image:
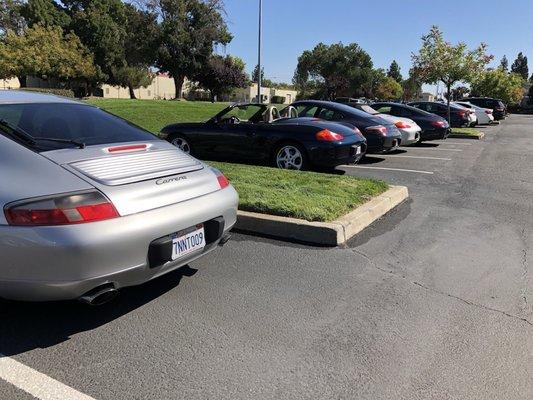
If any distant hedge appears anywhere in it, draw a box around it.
[19,88,76,98]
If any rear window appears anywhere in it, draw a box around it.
[0,103,155,149]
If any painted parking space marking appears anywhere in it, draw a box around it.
[344,165,434,175]
[406,147,462,152]
[435,141,473,146]
[377,154,452,161]
[0,354,96,400]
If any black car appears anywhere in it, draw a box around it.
[289,100,402,153]
[372,102,450,142]
[408,101,473,128]
[160,103,366,170]
[459,97,507,120]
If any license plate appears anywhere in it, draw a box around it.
[171,226,205,260]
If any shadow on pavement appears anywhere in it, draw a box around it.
[0,265,197,357]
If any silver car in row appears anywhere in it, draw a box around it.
[0,91,238,304]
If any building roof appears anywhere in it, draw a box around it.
[0,90,83,105]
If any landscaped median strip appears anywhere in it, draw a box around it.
[235,186,408,246]
[449,128,485,140]
[210,161,409,246]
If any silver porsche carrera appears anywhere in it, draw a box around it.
[0,91,238,304]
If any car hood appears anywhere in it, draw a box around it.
[39,140,222,216]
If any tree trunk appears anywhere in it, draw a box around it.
[18,76,27,88]
[128,85,137,99]
[173,75,185,99]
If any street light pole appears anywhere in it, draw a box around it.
[257,0,262,103]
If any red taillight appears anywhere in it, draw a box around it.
[485,110,493,114]
[211,168,230,189]
[432,120,447,128]
[106,144,148,153]
[4,191,119,226]
[315,129,344,142]
[457,111,466,117]
[365,125,388,137]
[395,121,411,129]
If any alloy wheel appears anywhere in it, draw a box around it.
[276,145,304,170]
[171,137,191,154]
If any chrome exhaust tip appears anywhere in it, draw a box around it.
[79,283,118,306]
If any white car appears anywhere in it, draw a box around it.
[355,104,421,146]
[454,101,494,125]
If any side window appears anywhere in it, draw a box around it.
[296,105,318,118]
[375,105,392,114]
[393,106,411,117]
[317,108,344,121]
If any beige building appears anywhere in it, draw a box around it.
[231,83,297,104]
[417,92,436,102]
[101,73,182,100]
[0,77,20,90]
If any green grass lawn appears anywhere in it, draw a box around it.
[86,99,229,133]
[87,99,389,222]
[450,127,484,137]
[210,161,389,222]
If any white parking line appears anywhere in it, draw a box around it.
[436,141,473,146]
[407,147,462,152]
[0,355,95,400]
[344,165,434,175]
[378,154,451,161]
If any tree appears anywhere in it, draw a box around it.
[252,64,264,82]
[500,55,509,71]
[196,55,248,101]
[155,0,232,99]
[0,0,25,36]
[471,69,525,105]
[112,3,159,98]
[375,77,403,100]
[412,26,492,123]
[361,68,386,98]
[402,70,422,101]
[63,0,128,87]
[387,60,402,83]
[511,52,529,80]
[20,0,71,28]
[0,25,97,84]
[444,85,469,101]
[293,42,374,99]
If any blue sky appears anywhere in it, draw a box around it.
[221,0,533,92]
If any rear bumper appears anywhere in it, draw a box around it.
[420,127,450,141]
[308,140,366,167]
[367,135,402,153]
[399,128,421,146]
[0,187,239,301]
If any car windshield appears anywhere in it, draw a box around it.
[216,105,265,123]
[0,102,155,150]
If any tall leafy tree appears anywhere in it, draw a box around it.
[252,64,264,83]
[20,0,71,28]
[412,26,492,123]
[0,25,97,84]
[111,3,159,98]
[500,55,509,71]
[402,70,422,101]
[293,42,374,99]
[196,55,247,101]
[375,76,403,100]
[155,0,232,99]
[0,0,25,36]
[387,60,402,83]
[471,69,525,105]
[511,52,529,80]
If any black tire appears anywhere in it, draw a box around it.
[168,134,193,155]
[272,142,309,171]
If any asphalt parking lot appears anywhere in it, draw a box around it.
[1,116,533,400]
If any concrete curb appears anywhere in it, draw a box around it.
[448,132,485,140]
[234,185,409,246]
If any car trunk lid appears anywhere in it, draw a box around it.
[40,140,221,216]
